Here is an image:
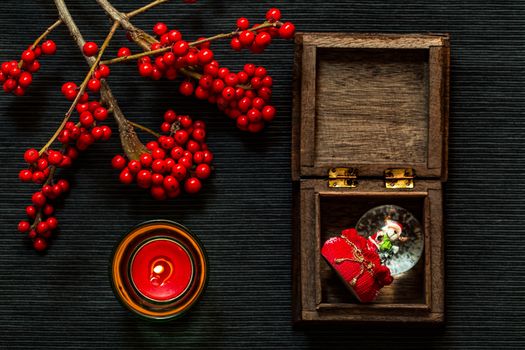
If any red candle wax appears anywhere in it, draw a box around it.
[130,238,194,302]
[111,220,208,320]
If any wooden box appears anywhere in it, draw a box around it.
[292,33,449,324]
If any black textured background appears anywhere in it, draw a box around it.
[0,0,524,349]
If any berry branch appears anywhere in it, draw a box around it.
[14,0,295,252]
[99,22,281,66]
[38,21,120,156]
[18,19,62,69]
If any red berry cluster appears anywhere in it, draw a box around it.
[122,8,294,132]
[17,67,112,251]
[230,9,295,53]
[194,62,276,133]
[135,26,213,81]
[17,178,69,252]
[1,40,57,95]
[112,110,213,200]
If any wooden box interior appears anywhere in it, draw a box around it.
[319,193,426,305]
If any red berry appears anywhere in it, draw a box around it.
[21,49,36,63]
[184,177,202,194]
[43,204,54,216]
[138,63,153,77]
[112,155,127,170]
[147,141,159,150]
[222,87,235,100]
[41,40,57,55]
[237,17,250,30]
[179,156,193,169]
[198,49,214,64]
[32,171,46,184]
[140,153,153,167]
[279,22,295,39]
[152,159,166,173]
[163,175,179,191]
[13,85,26,96]
[18,220,30,233]
[164,109,177,123]
[192,128,206,142]
[255,32,272,47]
[36,158,48,171]
[172,40,189,56]
[262,105,276,122]
[63,89,76,101]
[61,82,77,95]
[33,238,48,251]
[151,173,164,186]
[151,147,166,160]
[168,30,182,43]
[87,78,101,92]
[203,150,214,164]
[47,150,63,165]
[3,79,17,92]
[179,115,193,129]
[161,122,171,133]
[137,170,152,188]
[239,31,255,46]
[97,64,111,78]
[57,179,70,193]
[24,148,39,163]
[171,164,187,181]
[153,22,168,36]
[179,81,194,96]
[18,72,33,88]
[186,51,199,66]
[150,186,167,200]
[19,169,33,182]
[186,140,200,154]
[248,122,265,133]
[170,146,185,160]
[195,164,211,179]
[119,168,133,184]
[174,130,189,145]
[26,205,37,219]
[36,221,49,234]
[94,107,108,121]
[117,47,131,57]
[266,8,282,22]
[46,217,58,230]
[26,60,40,73]
[128,160,142,174]
[80,111,94,127]
[83,41,99,56]
[32,192,46,206]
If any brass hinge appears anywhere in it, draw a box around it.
[384,168,415,189]
[328,167,358,188]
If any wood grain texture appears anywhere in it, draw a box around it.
[0,0,523,348]
[295,33,448,178]
[314,48,429,167]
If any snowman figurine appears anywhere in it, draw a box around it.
[368,217,408,259]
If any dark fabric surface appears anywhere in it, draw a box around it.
[0,0,523,348]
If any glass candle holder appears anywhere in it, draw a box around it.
[110,220,208,321]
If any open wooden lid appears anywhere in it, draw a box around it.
[292,33,449,181]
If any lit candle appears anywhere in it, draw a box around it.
[110,220,208,320]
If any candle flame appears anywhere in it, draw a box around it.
[153,264,164,274]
